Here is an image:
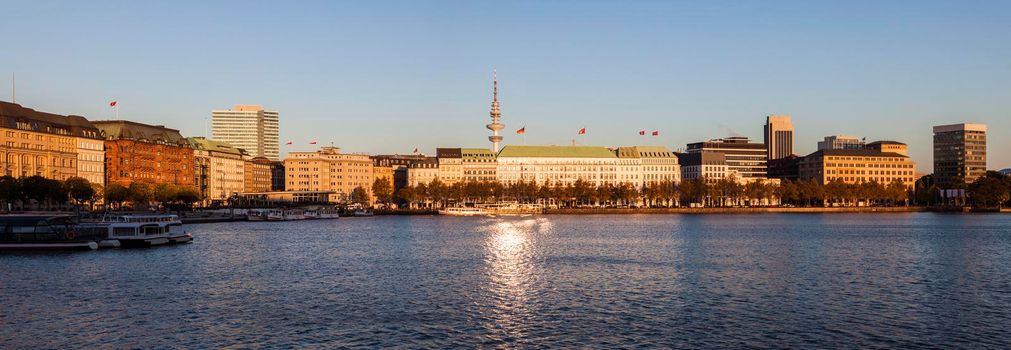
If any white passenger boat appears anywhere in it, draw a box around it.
[304,208,340,219]
[267,209,306,221]
[480,203,545,216]
[78,214,192,247]
[246,209,270,221]
[352,208,374,217]
[438,207,490,216]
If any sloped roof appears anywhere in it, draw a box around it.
[0,101,102,139]
[92,120,188,145]
[497,145,617,158]
[616,146,676,158]
[187,137,247,156]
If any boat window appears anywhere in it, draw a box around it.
[11,225,35,234]
[143,226,162,234]
[114,227,136,236]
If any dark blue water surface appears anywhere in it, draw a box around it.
[2,213,1011,348]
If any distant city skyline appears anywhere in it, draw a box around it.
[1,1,1008,171]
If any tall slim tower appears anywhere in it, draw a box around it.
[486,69,505,153]
[764,115,794,160]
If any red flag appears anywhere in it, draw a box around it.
[639,130,645,136]
[652,131,659,136]
[516,127,526,135]
[578,127,586,135]
[109,101,117,107]
[286,140,293,145]
[309,140,317,145]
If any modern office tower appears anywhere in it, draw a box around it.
[211,105,279,161]
[933,123,987,185]
[817,135,865,150]
[93,120,194,187]
[764,115,794,160]
[799,148,916,189]
[686,137,768,180]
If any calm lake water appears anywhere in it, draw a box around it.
[2,213,1010,348]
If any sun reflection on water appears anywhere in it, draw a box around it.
[481,217,552,342]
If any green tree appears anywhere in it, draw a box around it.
[0,176,21,210]
[153,183,179,205]
[371,177,393,206]
[64,176,96,208]
[104,183,130,209]
[968,176,1010,209]
[350,186,371,205]
[128,182,154,209]
[174,186,202,206]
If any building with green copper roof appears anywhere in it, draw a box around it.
[497,145,617,158]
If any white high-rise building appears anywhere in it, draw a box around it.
[211,105,280,160]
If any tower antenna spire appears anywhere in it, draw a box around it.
[11,72,15,103]
[486,68,505,153]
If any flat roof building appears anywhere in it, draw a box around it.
[686,137,767,179]
[933,123,987,185]
[764,115,794,160]
[211,105,280,161]
[818,135,865,151]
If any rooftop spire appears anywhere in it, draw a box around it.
[486,68,505,152]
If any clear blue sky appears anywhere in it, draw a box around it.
[2,0,1009,171]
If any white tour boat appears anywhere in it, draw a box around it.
[78,214,192,247]
[304,208,340,219]
[438,207,491,216]
[267,209,306,221]
[0,215,100,251]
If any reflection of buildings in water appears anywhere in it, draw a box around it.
[481,218,552,340]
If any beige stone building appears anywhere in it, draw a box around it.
[0,102,89,181]
[615,146,681,188]
[285,147,375,202]
[76,130,105,186]
[189,137,248,204]
[407,157,439,187]
[495,145,621,187]
[462,148,497,182]
[435,148,464,184]
[799,148,916,189]
[244,157,274,193]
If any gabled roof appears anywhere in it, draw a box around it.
[497,145,617,158]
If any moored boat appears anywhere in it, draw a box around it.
[78,214,192,248]
[438,207,490,216]
[0,215,101,251]
[246,209,270,221]
[267,209,306,221]
[305,208,340,219]
[352,208,374,217]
